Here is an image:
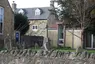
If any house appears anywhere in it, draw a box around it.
[18,7,49,37]
[12,1,59,47]
[12,0,95,49]
[0,0,14,49]
[13,0,95,49]
[12,2,49,37]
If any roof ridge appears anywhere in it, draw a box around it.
[18,7,50,9]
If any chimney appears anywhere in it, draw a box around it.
[12,1,17,13]
[50,0,55,10]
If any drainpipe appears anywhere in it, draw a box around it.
[72,28,74,49]
[46,23,48,38]
[63,25,66,47]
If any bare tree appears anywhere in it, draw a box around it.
[52,0,92,48]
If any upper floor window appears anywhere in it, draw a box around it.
[0,7,4,33]
[18,9,25,15]
[35,8,41,16]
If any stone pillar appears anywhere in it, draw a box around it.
[43,37,49,51]
[4,34,12,50]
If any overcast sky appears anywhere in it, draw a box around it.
[8,0,50,8]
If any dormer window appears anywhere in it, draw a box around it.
[18,9,25,15]
[0,7,4,33]
[35,8,41,16]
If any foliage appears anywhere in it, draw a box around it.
[49,0,95,48]
[53,46,72,50]
[0,48,7,51]
[14,13,29,35]
[53,0,91,29]
[50,0,95,31]
[85,7,95,33]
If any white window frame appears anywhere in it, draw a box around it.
[0,6,4,34]
[18,9,25,15]
[35,8,41,16]
[32,25,38,31]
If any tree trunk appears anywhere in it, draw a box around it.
[63,25,66,47]
[72,28,74,49]
[80,22,84,49]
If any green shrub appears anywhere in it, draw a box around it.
[53,46,72,50]
[0,48,7,51]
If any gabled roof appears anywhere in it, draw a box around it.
[17,7,50,20]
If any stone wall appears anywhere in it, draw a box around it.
[26,20,47,38]
[0,0,14,49]
[0,49,95,64]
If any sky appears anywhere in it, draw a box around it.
[8,0,50,8]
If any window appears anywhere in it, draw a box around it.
[0,7,4,33]
[32,25,38,31]
[18,9,25,15]
[33,25,37,29]
[35,8,41,16]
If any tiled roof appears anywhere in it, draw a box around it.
[17,7,50,20]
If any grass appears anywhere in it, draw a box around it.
[86,50,95,53]
[0,47,95,53]
[55,49,75,52]
[52,47,95,53]
[30,46,95,53]
[0,48,7,51]
[29,47,41,51]
[55,49,95,53]
[53,47,75,52]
